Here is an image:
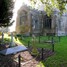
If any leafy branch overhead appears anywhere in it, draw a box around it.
[0,0,14,27]
[30,0,67,16]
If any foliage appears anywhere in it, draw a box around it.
[0,38,11,44]
[0,0,14,27]
[30,0,67,16]
[0,32,2,36]
[7,32,11,36]
[19,24,30,34]
[31,47,39,56]
[3,38,11,43]
[31,35,39,56]
[12,31,17,36]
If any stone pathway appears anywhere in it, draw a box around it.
[0,45,54,67]
[0,51,39,67]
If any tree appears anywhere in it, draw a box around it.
[0,0,14,27]
[30,0,67,16]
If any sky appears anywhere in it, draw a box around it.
[12,0,44,20]
[13,0,30,21]
[9,0,43,32]
[9,0,31,32]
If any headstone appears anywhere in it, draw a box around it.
[10,33,15,47]
[0,45,27,55]
[57,31,65,36]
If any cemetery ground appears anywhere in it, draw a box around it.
[0,34,67,67]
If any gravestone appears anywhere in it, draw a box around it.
[10,33,15,47]
[0,45,27,55]
[57,31,65,36]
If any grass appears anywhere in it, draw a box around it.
[17,36,67,67]
[44,36,67,67]
[4,34,67,67]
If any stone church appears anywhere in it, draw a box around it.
[16,5,67,36]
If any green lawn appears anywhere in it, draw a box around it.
[45,36,67,67]
[4,35,67,67]
[16,36,67,67]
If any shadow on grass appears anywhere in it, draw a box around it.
[16,36,55,67]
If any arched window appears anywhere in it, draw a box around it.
[20,10,27,25]
[43,15,52,29]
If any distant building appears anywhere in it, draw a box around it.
[16,5,56,36]
[53,10,67,36]
[16,5,67,36]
